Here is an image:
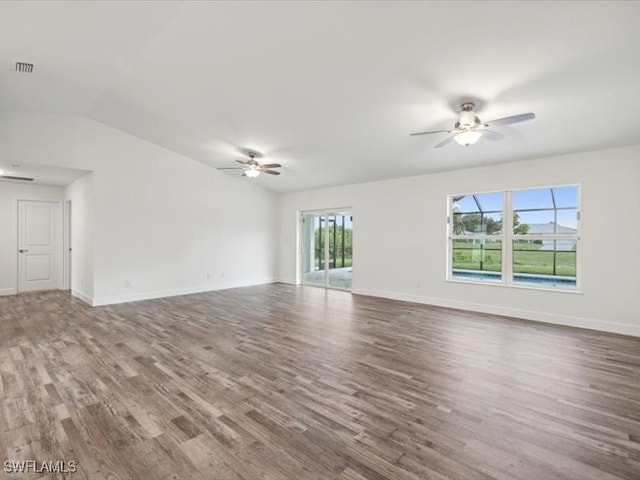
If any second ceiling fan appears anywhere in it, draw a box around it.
[217,151,282,178]
[410,102,535,147]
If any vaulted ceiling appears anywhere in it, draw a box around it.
[1,1,639,192]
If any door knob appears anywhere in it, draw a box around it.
[18,249,28,253]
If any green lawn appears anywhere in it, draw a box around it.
[513,247,575,276]
[314,257,353,269]
[452,241,502,272]
[453,240,576,276]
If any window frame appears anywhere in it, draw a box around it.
[446,184,581,292]
[449,190,505,283]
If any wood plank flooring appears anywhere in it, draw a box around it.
[1,284,639,479]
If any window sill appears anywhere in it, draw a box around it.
[446,277,583,294]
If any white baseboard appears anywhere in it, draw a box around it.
[91,278,275,307]
[275,277,297,285]
[0,288,17,296]
[351,287,640,338]
[71,289,94,306]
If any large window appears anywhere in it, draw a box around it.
[449,185,580,289]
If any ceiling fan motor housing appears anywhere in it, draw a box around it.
[457,103,480,129]
[455,114,480,130]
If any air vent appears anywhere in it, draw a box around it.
[13,62,34,73]
[0,175,35,182]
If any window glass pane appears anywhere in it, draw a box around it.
[513,240,576,287]
[514,210,554,234]
[556,209,578,232]
[514,209,578,235]
[552,186,578,208]
[513,188,553,210]
[453,212,503,235]
[451,239,502,281]
[474,192,502,213]
[452,195,479,213]
[452,192,503,236]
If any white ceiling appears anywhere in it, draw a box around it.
[0,162,90,187]
[1,1,639,193]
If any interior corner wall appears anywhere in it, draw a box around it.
[65,173,95,303]
[90,140,278,306]
[0,113,278,306]
[0,182,64,295]
[278,144,640,337]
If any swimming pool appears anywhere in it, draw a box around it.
[452,269,577,287]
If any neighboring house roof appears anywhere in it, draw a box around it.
[458,222,576,236]
[526,222,577,235]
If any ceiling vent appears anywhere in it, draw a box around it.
[0,175,35,182]
[13,61,34,73]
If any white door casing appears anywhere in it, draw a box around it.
[63,200,72,290]
[18,200,62,292]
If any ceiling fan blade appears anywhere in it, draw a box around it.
[260,163,282,169]
[217,167,243,170]
[434,135,457,148]
[235,159,247,165]
[484,112,535,128]
[409,129,453,137]
[480,129,504,141]
[261,169,281,176]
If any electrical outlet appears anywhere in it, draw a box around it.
[220,272,225,278]
[206,272,211,280]
[125,280,131,288]
[416,281,422,288]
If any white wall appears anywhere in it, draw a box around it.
[65,173,94,302]
[0,182,64,295]
[278,145,640,337]
[0,113,278,306]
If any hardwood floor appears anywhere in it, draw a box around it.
[1,284,639,480]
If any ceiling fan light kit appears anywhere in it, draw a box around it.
[410,101,535,148]
[454,130,482,146]
[244,167,260,178]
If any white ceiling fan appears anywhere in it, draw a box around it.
[410,102,535,147]
[217,151,282,178]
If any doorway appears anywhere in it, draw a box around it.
[17,200,62,293]
[300,209,353,290]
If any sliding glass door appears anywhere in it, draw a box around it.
[301,209,353,290]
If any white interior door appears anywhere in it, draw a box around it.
[18,200,62,292]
